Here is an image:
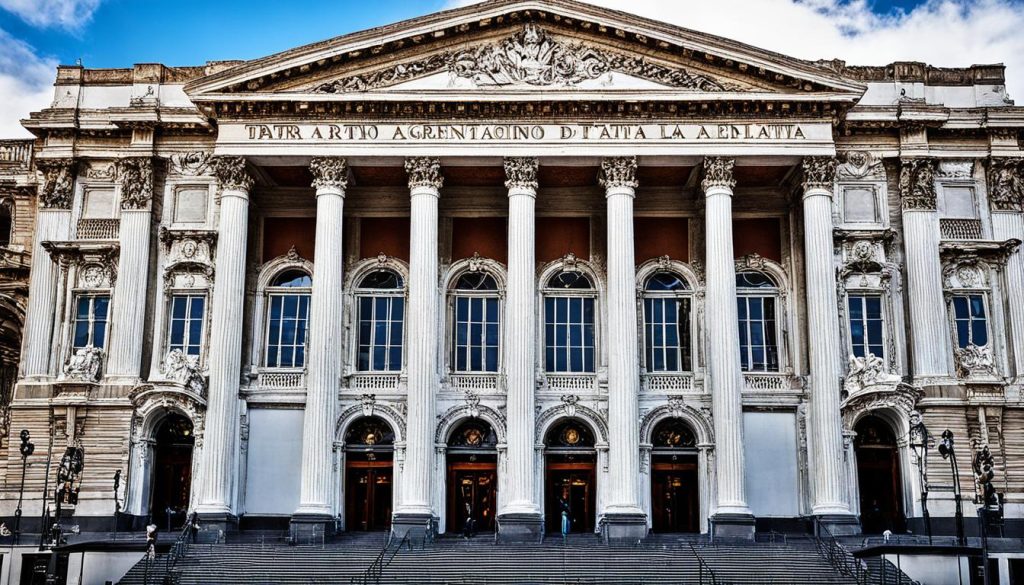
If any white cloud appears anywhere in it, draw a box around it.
[445,0,1024,100]
[0,0,100,29]
[0,29,56,138]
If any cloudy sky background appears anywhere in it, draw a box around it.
[2,0,1023,137]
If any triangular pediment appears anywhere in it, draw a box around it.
[185,0,866,102]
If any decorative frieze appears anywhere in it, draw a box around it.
[404,157,443,190]
[599,156,639,190]
[310,157,349,190]
[211,156,253,192]
[987,158,1024,211]
[837,151,885,181]
[37,158,77,209]
[116,158,154,210]
[899,158,938,211]
[802,157,837,192]
[503,157,538,191]
[701,157,736,191]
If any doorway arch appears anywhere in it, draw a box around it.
[446,419,498,536]
[150,413,195,530]
[344,416,395,532]
[854,416,905,533]
[544,419,598,534]
[649,418,699,533]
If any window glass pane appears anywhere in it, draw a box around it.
[73,323,89,350]
[94,297,109,319]
[952,296,969,319]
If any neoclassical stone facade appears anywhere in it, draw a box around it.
[4,0,1024,555]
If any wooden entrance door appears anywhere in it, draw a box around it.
[447,457,497,534]
[151,414,194,531]
[345,457,393,532]
[651,456,698,533]
[855,418,905,534]
[545,454,596,533]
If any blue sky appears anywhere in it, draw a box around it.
[2,0,1024,136]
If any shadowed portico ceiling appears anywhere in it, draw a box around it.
[184,0,866,111]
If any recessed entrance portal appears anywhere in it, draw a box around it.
[344,417,394,532]
[650,419,699,533]
[544,419,597,534]
[150,414,194,530]
[446,419,498,535]
[855,416,905,534]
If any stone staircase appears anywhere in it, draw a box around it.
[118,532,866,585]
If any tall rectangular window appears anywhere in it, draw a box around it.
[544,296,595,373]
[168,295,205,357]
[737,296,779,372]
[848,295,884,359]
[265,294,310,368]
[453,296,499,372]
[357,296,404,371]
[644,297,692,372]
[73,295,109,351]
[952,294,988,348]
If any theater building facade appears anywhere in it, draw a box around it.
[5,0,1024,545]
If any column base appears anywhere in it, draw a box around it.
[497,512,544,543]
[814,514,861,537]
[195,512,237,544]
[289,513,336,543]
[391,512,436,542]
[600,512,648,544]
[711,512,756,540]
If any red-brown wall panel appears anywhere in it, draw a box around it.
[634,217,689,264]
[537,217,590,263]
[452,217,507,264]
[733,218,782,262]
[360,217,411,262]
[263,217,316,262]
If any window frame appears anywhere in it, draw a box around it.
[262,271,312,369]
[845,292,886,361]
[539,260,601,375]
[735,269,783,374]
[166,292,208,360]
[445,259,505,376]
[639,268,696,374]
[71,293,111,352]
[249,255,316,376]
[352,266,407,374]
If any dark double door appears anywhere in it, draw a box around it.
[651,456,699,533]
[545,454,596,534]
[857,445,905,533]
[346,455,393,532]
[447,456,497,534]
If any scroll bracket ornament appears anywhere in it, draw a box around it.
[702,157,736,192]
[212,157,254,192]
[504,157,539,191]
[802,157,837,193]
[310,157,349,191]
[599,156,639,191]
[405,157,444,190]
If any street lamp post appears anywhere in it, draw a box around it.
[938,429,966,547]
[908,411,933,544]
[112,470,121,541]
[14,430,34,545]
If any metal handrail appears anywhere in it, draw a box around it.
[688,543,718,585]
[143,513,196,585]
[350,534,408,585]
[812,518,921,585]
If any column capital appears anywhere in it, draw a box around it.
[212,156,254,192]
[405,157,444,191]
[116,157,155,211]
[310,157,349,191]
[801,157,837,195]
[504,157,539,192]
[36,158,77,210]
[899,157,938,211]
[987,157,1024,212]
[599,156,638,191]
[701,157,736,193]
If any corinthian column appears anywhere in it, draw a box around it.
[988,159,1024,383]
[900,159,951,380]
[393,157,442,538]
[194,157,252,533]
[801,158,857,532]
[702,157,754,538]
[292,158,348,537]
[497,158,543,541]
[600,156,647,541]
[23,159,75,378]
[106,157,154,381]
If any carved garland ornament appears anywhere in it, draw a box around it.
[37,158,76,209]
[504,157,539,191]
[987,158,1024,212]
[169,152,212,177]
[310,157,349,190]
[405,157,444,190]
[702,157,736,192]
[802,157,837,192]
[212,157,254,192]
[599,156,639,190]
[837,151,885,181]
[314,24,734,93]
[116,157,154,210]
[899,158,938,211]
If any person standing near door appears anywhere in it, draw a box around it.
[462,501,475,538]
[559,494,571,539]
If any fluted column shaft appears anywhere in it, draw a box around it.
[398,158,442,516]
[989,159,1024,380]
[702,158,750,516]
[601,157,644,516]
[195,158,252,515]
[502,158,540,515]
[296,158,348,517]
[801,158,852,516]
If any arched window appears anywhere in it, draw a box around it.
[451,272,500,373]
[356,269,405,372]
[543,270,596,373]
[651,418,697,450]
[447,419,498,450]
[264,269,311,368]
[736,271,780,373]
[544,419,596,450]
[642,272,693,372]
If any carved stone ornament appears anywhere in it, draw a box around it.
[160,349,207,397]
[899,158,937,211]
[837,151,885,181]
[211,157,254,192]
[360,393,376,417]
[37,158,76,209]
[938,160,974,179]
[843,353,901,398]
[841,382,923,429]
[169,152,212,177]
[62,345,103,383]
[310,157,349,190]
[504,157,539,191]
[987,158,1024,212]
[955,344,996,378]
[85,162,115,180]
[802,157,837,192]
[405,157,444,190]
[667,395,686,419]
[314,24,734,93]
[464,390,481,419]
[599,156,639,190]
[561,394,580,418]
[116,157,154,210]
[702,157,736,192]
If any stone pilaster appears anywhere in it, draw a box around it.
[292,157,348,537]
[194,157,252,536]
[702,157,754,538]
[23,158,75,378]
[988,158,1024,382]
[599,156,647,542]
[106,157,155,380]
[801,157,858,533]
[393,157,442,538]
[497,157,543,541]
[900,158,951,380]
